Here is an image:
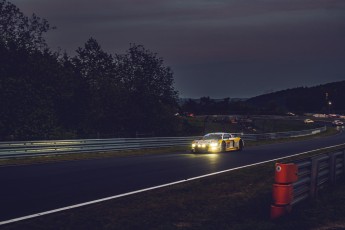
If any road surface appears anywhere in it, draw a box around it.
[0,131,344,222]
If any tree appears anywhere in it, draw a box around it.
[116,44,179,136]
[0,0,91,140]
[0,0,62,140]
[74,38,116,88]
[0,0,54,51]
[73,38,128,137]
[0,0,181,139]
[55,53,89,136]
[117,44,178,103]
[0,47,59,139]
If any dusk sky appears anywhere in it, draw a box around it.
[10,0,345,99]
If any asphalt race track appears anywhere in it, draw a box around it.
[0,131,344,222]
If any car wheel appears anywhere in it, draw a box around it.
[221,141,226,152]
[238,140,244,151]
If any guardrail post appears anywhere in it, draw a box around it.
[343,150,345,181]
[310,156,319,198]
[330,152,336,184]
[271,163,298,219]
[310,154,331,198]
[333,151,345,183]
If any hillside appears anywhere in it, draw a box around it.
[246,80,345,114]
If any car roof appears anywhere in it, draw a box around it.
[205,132,230,135]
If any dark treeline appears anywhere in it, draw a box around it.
[0,0,179,140]
[180,81,345,116]
[246,81,345,115]
[180,97,253,115]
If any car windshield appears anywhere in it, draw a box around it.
[202,134,222,140]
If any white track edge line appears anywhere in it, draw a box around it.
[1,143,344,226]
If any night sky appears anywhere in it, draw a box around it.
[10,0,345,99]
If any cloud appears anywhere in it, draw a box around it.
[9,0,345,98]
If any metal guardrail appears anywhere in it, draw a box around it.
[271,146,345,219]
[0,127,327,159]
[0,136,198,159]
[293,150,345,204]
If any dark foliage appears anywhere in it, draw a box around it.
[180,81,345,116]
[0,0,53,51]
[247,81,345,114]
[115,44,179,136]
[180,97,255,116]
[0,0,179,140]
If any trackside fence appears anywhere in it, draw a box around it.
[0,136,198,159]
[0,127,326,159]
[238,126,327,141]
[271,147,345,219]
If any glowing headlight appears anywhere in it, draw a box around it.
[201,144,206,148]
[192,143,196,148]
[210,142,218,147]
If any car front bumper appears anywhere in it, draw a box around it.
[191,144,221,153]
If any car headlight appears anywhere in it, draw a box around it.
[201,144,206,148]
[210,142,218,147]
[192,143,196,148]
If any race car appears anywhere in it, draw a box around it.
[332,120,344,126]
[191,132,244,153]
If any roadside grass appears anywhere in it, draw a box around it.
[179,115,321,135]
[3,147,345,230]
[0,146,186,167]
[252,118,319,133]
[245,127,339,147]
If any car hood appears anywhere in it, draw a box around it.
[194,139,219,144]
